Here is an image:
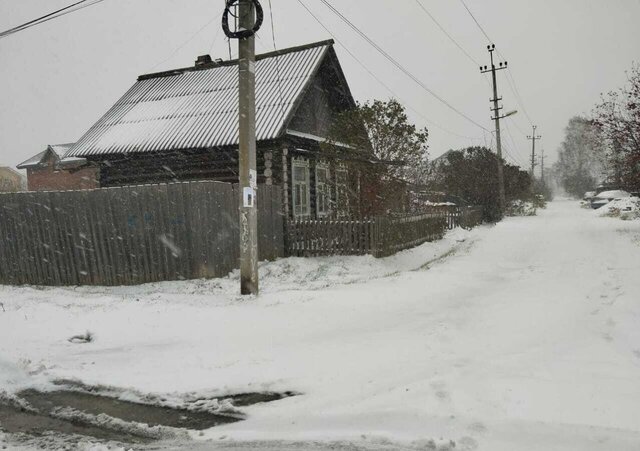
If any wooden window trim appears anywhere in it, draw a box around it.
[335,165,349,218]
[315,162,330,218]
[292,158,310,218]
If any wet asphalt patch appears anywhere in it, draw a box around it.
[0,385,297,448]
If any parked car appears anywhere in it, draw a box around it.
[590,190,631,209]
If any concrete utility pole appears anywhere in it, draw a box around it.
[237,0,259,295]
[481,44,509,215]
[527,125,542,178]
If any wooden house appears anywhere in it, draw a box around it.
[61,39,381,219]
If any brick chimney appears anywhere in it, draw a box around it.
[195,55,213,67]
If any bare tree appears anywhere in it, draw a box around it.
[593,63,640,190]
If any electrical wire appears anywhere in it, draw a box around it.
[458,0,492,43]
[414,0,480,67]
[507,114,529,137]
[268,0,288,126]
[0,0,106,40]
[503,68,534,126]
[459,1,535,133]
[503,121,529,168]
[457,0,536,129]
[413,0,492,94]
[318,0,490,133]
[147,15,219,72]
[296,0,481,141]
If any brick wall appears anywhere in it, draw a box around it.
[27,165,100,191]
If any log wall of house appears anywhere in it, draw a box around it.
[94,146,281,188]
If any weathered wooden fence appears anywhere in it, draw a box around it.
[287,205,483,257]
[457,206,483,229]
[0,181,283,286]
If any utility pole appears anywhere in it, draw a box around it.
[527,125,541,178]
[237,0,259,295]
[481,44,509,215]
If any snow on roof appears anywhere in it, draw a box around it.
[50,143,74,159]
[594,190,631,199]
[17,144,79,169]
[16,149,48,169]
[66,40,343,158]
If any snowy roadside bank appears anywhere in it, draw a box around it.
[0,225,480,311]
[0,225,483,397]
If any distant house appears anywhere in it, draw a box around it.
[60,39,382,219]
[17,144,99,191]
[0,166,26,192]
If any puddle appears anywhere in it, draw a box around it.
[202,391,297,407]
[0,386,297,447]
[19,389,241,430]
[0,402,153,444]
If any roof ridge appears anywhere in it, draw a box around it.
[138,39,334,81]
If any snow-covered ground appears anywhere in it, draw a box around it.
[1,200,640,451]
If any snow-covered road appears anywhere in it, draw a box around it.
[1,200,640,451]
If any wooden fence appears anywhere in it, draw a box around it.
[431,205,483,230]
[0,181,283,286]
[287,205,483,258]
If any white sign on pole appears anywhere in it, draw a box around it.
[243,186,255,208]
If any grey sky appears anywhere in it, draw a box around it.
[1,0,639,174]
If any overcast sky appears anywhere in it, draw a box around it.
[1,0,639,174]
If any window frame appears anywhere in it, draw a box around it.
[315,162,331,218]
[335,165,349,218]
[291,158,310,218]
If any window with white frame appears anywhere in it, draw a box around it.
[292,158,310,218]
[315,163,330,218]
[335,166,349,217]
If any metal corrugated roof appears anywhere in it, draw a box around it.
[17,143,76,169]
[66,42,332,157]
[17,150,48,169]
[50,143,74,159]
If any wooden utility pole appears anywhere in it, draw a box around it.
[527,125,541,178]
[481,44,508,215]
[237,0,259,295]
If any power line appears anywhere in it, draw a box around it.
[457,0,535,128]
[2,0,88,33]
[296,0,480,141]
[318,0,490,132]
[506,114,529,137]
[268,0,287,126]
[413,0,491,93]
[0,0,106,40]
[147,15,218,72]
[458,0,492,43]
[414,0,480,67]
[503,120,528,166]
[489,129,525,168]
[503,68,534,126]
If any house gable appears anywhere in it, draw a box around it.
[287,47,356,140]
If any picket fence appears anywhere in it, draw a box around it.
[286,206,483,258]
